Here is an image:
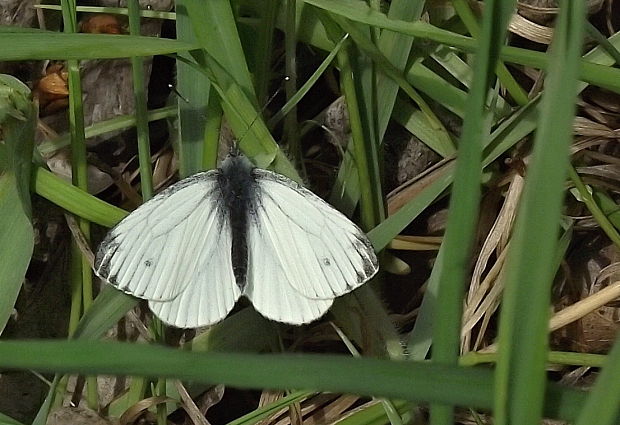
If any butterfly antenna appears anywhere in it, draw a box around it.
[235,76,290,149]
[168,83,190,104]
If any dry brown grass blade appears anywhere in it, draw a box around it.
[462,173,524,352]
[386,157,454,215]
[270,394,361,425]
[549,280,620,332]
[388,235,442,251]
[299,395,359,425]
[480,280,620,354]
[174,380,211,425]
[508,13,554,44]
[119,396,176,425]
[64,213,95,268]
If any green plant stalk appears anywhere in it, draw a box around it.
[591,190,620,229]
[284,0,302,170]
[315,22,399,365]
[459,350,607,368]
[129,0,153,201]
[128,3,163,423]
[568,165,620,247]
[325,22,380,230]
[62,0,98,410]
[332,15,454,156]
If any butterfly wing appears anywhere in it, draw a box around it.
[148,219,240,327]
[95,171,239,327]
[247,169,378,304]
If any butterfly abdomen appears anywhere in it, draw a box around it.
[218,154,258,290]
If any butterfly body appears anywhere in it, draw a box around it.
[95,153,378,328]
[218,154,257,289]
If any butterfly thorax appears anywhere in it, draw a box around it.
[218,154,258,290]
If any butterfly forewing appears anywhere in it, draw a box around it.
[94,170,233,305]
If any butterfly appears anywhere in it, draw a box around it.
[94,152,378,328]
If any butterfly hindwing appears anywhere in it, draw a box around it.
[247,169,378,302]
[244,230,333,324]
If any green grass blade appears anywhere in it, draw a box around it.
[0,412,23,425]
[335,400,411,425]
[72,286,138,340]
[35,4,176,20]
[430,0,514,376]
[32,167,127,227]
[0,174,34,335]
[568,165,620,247]
[0,33,196,61]
[322,17,383,229]
[252,0,279,107]
[31,375,61,425]
[423,0,510,401]
[592,189,620,230]
[0,339,605,423]
[375,0,424,139]
[268,33,347,129]
[182,0,295,175]
[0,340,492,408]
[0,76,36,334]
[181,0,255,101]
[62,0,98,407]
[367,167,452,252]
[227,391,313,425]
[303,0,620,93]
[37,105,176,157]
[494,3,587,425]
[452,0,528,106]
[176,0,214,176]
[575,336,620,425]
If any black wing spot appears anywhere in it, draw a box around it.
[144,260,152,267]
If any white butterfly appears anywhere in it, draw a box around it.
[94,153,378,328]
